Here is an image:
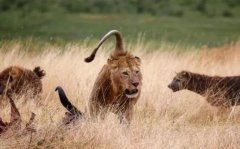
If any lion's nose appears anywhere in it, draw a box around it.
[132,82,139,87]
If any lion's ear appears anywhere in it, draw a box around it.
[107,58,113,65]
[107,58,118,68]
[135,56,141,65]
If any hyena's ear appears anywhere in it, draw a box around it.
[182,71,190,78]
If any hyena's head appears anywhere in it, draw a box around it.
[0,67,22,95]
[168,71,191,92]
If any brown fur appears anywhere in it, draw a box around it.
[0,66,45,99]
[168,71,240,107]
[56,30,142,123]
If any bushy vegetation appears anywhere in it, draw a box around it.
[0,0,240,17]
[0,12,239,47]
[0,0,239,47]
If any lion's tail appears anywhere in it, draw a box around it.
[33,66,45,79]
[84,30,125,63]
[55,86,83,117]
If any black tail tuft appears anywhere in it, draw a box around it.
[33,67,45,79]
[84,49,97,63]
[84,54,95,63]
[55,86,83,117]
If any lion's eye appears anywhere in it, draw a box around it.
[122,71,128,76]
[135,70,139,74]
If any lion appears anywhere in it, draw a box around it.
[168,71,240,107]
[0,66,45,99]
[56,30,142,124]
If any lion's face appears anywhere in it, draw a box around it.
[168,71,191,92]
[108,55,142,98]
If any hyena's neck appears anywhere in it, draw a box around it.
[186,73,213,96]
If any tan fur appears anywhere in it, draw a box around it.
[86,30,142,123]
[0,66,45,99]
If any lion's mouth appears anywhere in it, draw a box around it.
[125,89,139,98]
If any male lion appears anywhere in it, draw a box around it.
[0,66,45,99]
[56,30,142,123]
[168,71,240,107]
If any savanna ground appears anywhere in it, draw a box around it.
[0,41,240,148]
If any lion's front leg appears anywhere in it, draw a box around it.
[118,101,134,124]
[89,102,100,120]
[89,100,108,121]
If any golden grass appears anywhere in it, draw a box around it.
[1,42,240,148]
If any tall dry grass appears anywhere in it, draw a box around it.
[0,42,240,149]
